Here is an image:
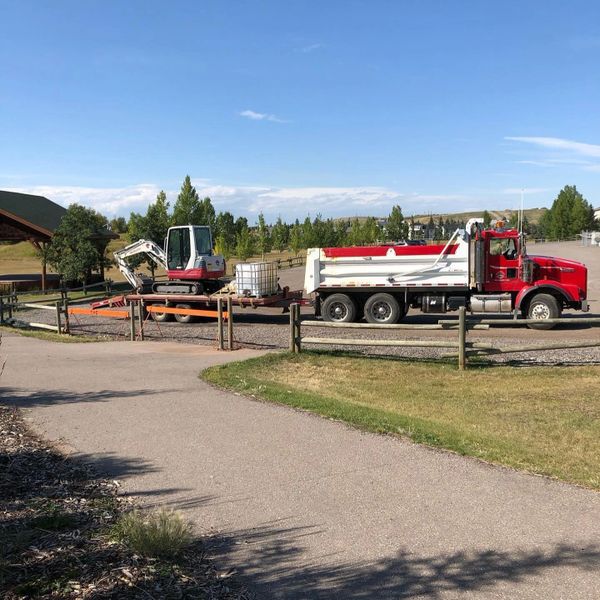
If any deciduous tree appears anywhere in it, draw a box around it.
[47,204,111,283]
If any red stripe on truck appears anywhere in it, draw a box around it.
[323,244,458,258]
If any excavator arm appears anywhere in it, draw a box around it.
[113,239,168,291]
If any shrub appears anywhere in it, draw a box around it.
[112,509,193,558]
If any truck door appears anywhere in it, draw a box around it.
[486,236,519,290]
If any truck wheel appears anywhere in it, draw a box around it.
[174,304,196,323]
[321,294,357,323]
[150,306,173,322]
[526,293,560,330]
[364,293,402,324]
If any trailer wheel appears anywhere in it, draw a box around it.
[174,304,196,323]
[526,293,560,330]
[150,306,173,322]
[321,294,357,323]
[364,293,402,324]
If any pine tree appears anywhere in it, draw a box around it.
[197,197,216,229]
[171,175,201,225]
[271,216,289,252]
[215,211,236,253]
[362,217,380,244]
[235,225,256,262]
[256,213,271,259]
[145,191,170,245]
[348,219,363,245]
[386,205,408,241]
[302,217,315,248]
[289,221,302,256]
[127,191,171,276]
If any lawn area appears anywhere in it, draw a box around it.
[202,352,600,490]
[0,239,304,281]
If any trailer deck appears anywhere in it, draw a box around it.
[126,286,304,308]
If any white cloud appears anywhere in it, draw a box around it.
[5,180,475,220]
[6,184,164,215]
[299,43,322,53]
[238,109,288,123]
[506,136,600,159]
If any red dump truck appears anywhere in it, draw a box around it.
[304,219,588,329]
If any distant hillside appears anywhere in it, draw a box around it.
[335,207,548,225]
[411,208,548,225]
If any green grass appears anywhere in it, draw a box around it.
[202,352,600,490]
[112,509,193,558]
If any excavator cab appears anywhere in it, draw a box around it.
[166,226,212,270]
[165,225,225,284]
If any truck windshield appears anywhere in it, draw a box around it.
[193,227,212,255]
[489,237,518,259]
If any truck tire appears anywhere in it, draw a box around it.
[150,306,173,322]
[174,303,196,323]
[364,293,402,324]
[321,294,357,323]
[526,293,560,330]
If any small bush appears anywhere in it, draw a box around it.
[112,509,193,558]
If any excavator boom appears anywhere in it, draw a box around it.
[113,239,168,291]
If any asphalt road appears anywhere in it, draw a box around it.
[2,333,600,599]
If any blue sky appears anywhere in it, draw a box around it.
[1,0,599,221]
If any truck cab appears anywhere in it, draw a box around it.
[472,223,587,326]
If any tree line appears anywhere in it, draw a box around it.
[43,179,597,283]
[121,176,419,265]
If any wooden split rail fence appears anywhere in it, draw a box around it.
[289,303,600,370]
[0,294,235,350]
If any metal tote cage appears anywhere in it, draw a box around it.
[235,262,279,297]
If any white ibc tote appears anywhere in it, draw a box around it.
[235,262,278,297]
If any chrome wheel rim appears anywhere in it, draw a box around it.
[372,301,392,322]
[531,303,551,320]
[328,302,348,321]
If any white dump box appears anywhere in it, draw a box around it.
[235,262,279,297]
[304,233,471,294]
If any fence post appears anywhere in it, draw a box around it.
[8,294,14,320]
[458,306,466,371]
[129,302,136,341]
[0,297,4,325]
[227,296,233,351]
[295,303,301,353]
[55,301,63,335]
[63,298,70,334]
[289,303,297,352]
[138,300,145,341]
[217,298,224,350]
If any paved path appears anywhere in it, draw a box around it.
[2,333,600,599]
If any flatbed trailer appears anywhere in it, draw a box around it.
[126,286,304,311]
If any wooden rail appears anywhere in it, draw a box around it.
[290,304,469,370]
[290,305,600,369]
